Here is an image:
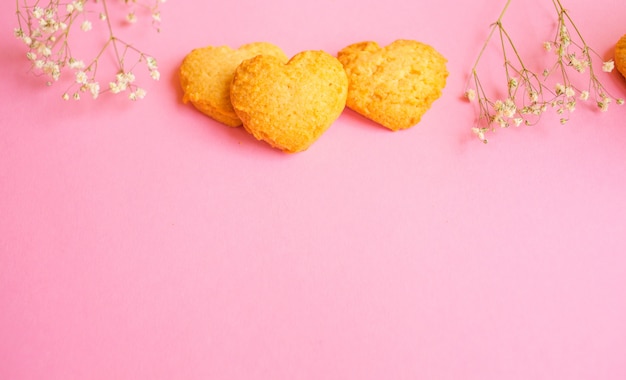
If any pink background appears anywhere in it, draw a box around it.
[2,0,626,379]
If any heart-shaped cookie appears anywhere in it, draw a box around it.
[179,43,287,127]
[616,34,626,79]
[230,51,348,153]
[337,39,448,131]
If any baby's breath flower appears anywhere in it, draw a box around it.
[503,98,516,118]
[472,127,488,143]
[40,46,52,57]
[598,97,610,112]
[120,71,136,84]
[44,8,56,20]
[68,58,85,69]
[569,55,586,73]
[602,60,615,73]
[566,100,576,112]
[580,91,589,101]
[555,83,565,96]
[48,65,61,81]
[72,0,84,13]
[109,82,122,94]
[81,20,92,32]
[32,7,44,19]
[75,71,88,84]
[559,26,570,47]
[129,88,146,101]
[126,12,137,23]
[146,57,158,70]
[38,18,57,34]
[493,99,504,112]
[87,82,100,99]
[465,89,476,101]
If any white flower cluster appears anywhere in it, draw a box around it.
[14,0,165,101]
[466,0,623,143]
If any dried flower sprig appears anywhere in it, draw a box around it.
[466,0,623,143]
[14,0,165,101]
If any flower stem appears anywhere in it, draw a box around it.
[100,0,122,66]
[470,0,512,75]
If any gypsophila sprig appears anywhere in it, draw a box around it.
[465,0,623,143]
[14,0,166,101]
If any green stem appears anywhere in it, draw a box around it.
[470,0,512,75]
[100,0,122,68]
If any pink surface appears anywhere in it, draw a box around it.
[2,0,626,379]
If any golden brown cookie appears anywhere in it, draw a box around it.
[616,34,626,79]
[179,43,288,127]
[230,51,348,153]
[337,39,448,131]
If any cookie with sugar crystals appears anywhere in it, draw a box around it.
[179,42,288,127]
[337,39,448,131]
[616,34,626,79]
[230,50,348,153]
